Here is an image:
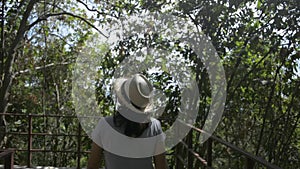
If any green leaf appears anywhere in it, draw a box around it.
[257,0,262,9]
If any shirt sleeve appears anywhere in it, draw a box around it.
[91,118,104,148]
[152,119,167,155]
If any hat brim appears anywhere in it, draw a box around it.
[114,77,152,123]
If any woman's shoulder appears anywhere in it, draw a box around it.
[148,118,163,135]
[104,115,114,122]
[150,118,161,126]
[94,116,115,129]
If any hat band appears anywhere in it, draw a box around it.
[130,101,143,110]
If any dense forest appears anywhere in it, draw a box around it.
[0,0,299,168]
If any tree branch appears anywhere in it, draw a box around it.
[76,0,108,16]
[0,0,5,78]
[14,62,72,77]
[27,12,108,38]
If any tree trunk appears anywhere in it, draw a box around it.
[0,0,38,143]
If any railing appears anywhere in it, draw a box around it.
[0,113,89,169]
[174,122,283,169]
[0,149,14,169]
[1,113,283,169]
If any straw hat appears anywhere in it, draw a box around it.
[114,74,154,122]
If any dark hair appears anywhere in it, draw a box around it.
[113,112,149,138]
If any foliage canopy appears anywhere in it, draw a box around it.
[0,0,299,168]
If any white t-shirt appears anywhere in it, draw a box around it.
[91,116,166,169]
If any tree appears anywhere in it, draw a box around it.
[174,0,299,168]
[0,0,107,140]
[1,0,299,168]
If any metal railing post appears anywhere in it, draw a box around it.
[0,149,15,169]
[27,114,32,168]
[207,138,212,167]
[175,144,184,169]
[187,130,193,169]
[245,157,255,169]
[5,149,14,169]
[77,121,82,169]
